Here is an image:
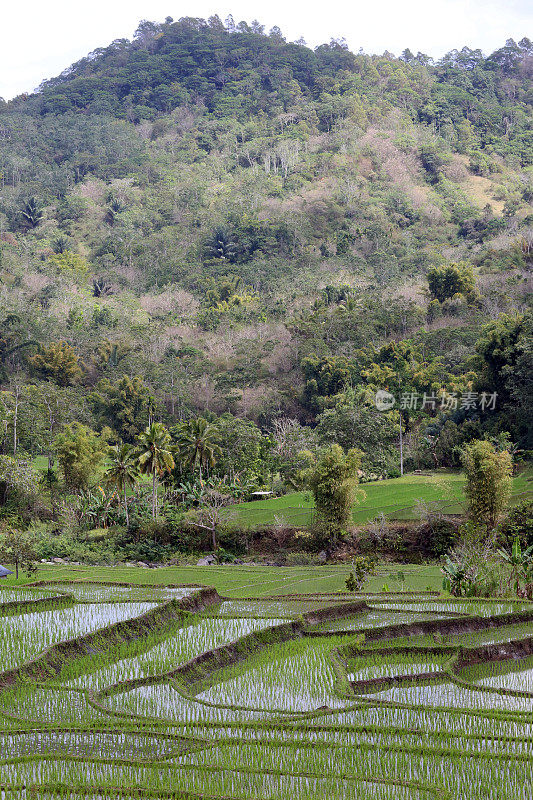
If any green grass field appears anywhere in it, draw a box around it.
[9,562,444,596]
[229,469,532,529]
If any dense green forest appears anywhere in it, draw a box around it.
[0,16,531,563]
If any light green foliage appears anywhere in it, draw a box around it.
[54,422,109,491]
[462,439,513,528]
[29,341,83,387]
[305,444,362,542]
[47,250,90,280]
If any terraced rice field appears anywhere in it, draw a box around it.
[0,580,532,798]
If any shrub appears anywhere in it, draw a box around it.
[217,523,250,556]
[86,527,111,542]
[462,439,513,529]
[419,518,458,558]
[345,556,376,590]
[28,524,117,565]
[498,500,533,550]
[304,444,362,546]
[0,455,40,516]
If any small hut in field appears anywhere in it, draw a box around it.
[0,565,13,578]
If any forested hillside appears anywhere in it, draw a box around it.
[0,16,531,549]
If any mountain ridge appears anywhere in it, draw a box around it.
[0,16,531,467]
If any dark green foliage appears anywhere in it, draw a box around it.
[91,375,153,442]
[316,390,399,474]
[212,415,272,484]
[172,418,222,478]
[474,313,527,407]
[302,356,359,409]
[427,263,476,303]
[12,23,529,169]
[423,518,458,558]
[345,571,357,591]
[0,315,38,380]
[204,227,239,263]
[419,146,447,181]
[442,554,477,596]
[0,456,39,513]
[498,500,533,550]
[203,217,297,268]
[20,197,42,230]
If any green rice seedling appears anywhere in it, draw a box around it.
[0,603,158,674]
[65,617,283,690]
[3,578,533,800]
[39,583,195,603]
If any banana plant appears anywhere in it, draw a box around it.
[497,536,533,596]
[441,554,477,597]
[76,486,114,529]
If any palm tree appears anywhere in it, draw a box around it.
[204,226,238,262]
[136,423,175,519]
[173,418,222,479]
[104,442,139,527]
[21,196,42,230]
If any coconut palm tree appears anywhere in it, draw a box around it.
[136,423,174,519]
[104,442,139,527]
[173,417,222,479]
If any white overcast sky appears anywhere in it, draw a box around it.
[1,0,531,100]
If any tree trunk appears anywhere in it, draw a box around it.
[13,386,19,455]
[124,484,129,527]
[152,471,157,519]
[15,561,19,580]
[399,412,404,476]
[211,525,217,551]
